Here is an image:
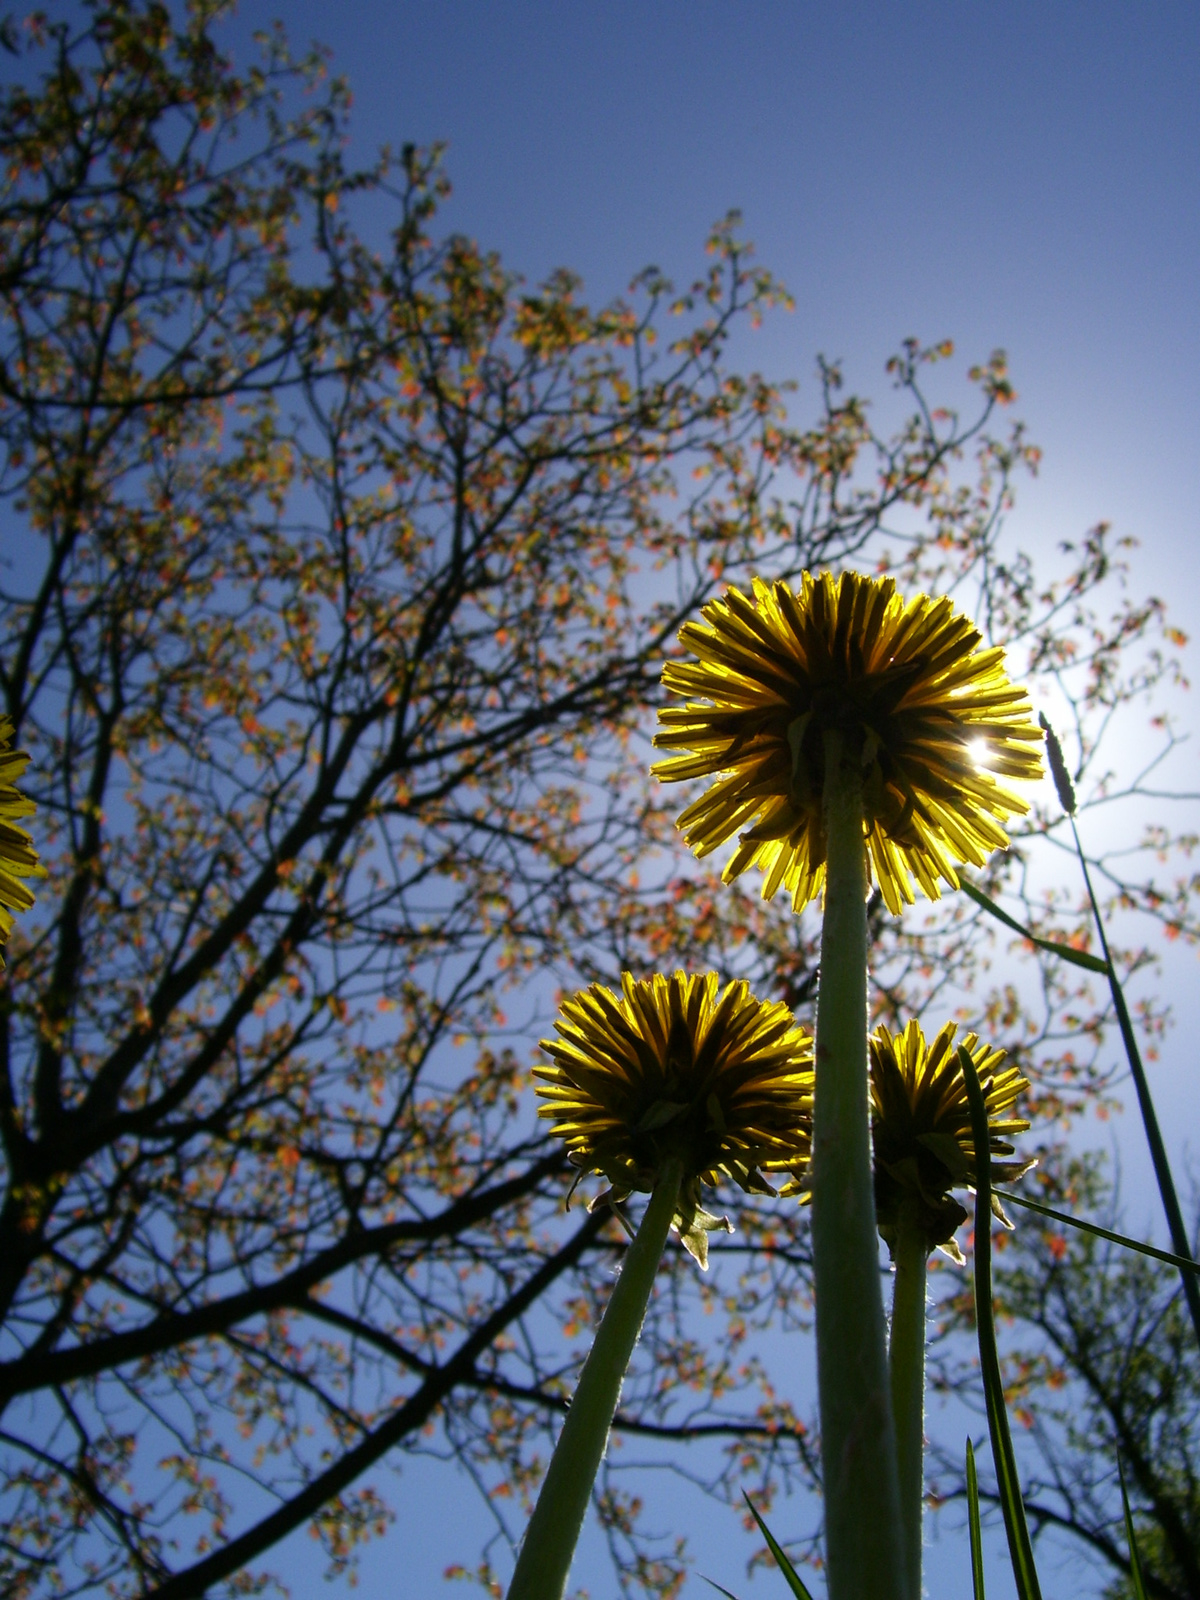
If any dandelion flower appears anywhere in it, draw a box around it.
[512,972,812,1598]
[536,970,814,1265]
[787,1018,1034,1259]
[652,570,1043,913]
[0,716,43,966]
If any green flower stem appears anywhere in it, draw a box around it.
[889,1201,929,1600]
[507,1160,683,1600]
[813,729,907,1600]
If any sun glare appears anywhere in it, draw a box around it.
[967,737,992,770]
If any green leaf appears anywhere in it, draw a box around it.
[958,1045,1044,1600]
[996,1188,1200,1277]
[966,1437,986,1600]
[1118,1460,1149,1600]
[960,879,1109,973]
[741,1492,819,1600]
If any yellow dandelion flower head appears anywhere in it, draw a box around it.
[652,570,1044,913]
[782,1019,1034,1259]
[0,716,43,966]
[870,1019,1034,1259]
[535,971,814,1265]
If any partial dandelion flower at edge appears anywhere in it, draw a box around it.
[652,569,1045,913]
[0,715,43,965]
[535,970,814,1266]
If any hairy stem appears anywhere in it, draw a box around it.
[889,1202,929,1600]
[813,728,906,1600]
[507,1161,682,1600]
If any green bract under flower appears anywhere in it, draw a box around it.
[536,971,814,1265]
[0,716,43,967]
[652,570,1044,913]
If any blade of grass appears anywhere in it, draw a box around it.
[958,1045,1043,1600]
[960,879,1109,973]
[741,1493,818,1600]
[1066,811,1200,1351]
[1038,713,1200,1350]
[966,1438,986,1600]
[701,1579,744,1600]
[996,1188,1200,1277]
[1118,1461,1149,1600]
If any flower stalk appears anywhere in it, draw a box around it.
[523,969,813,1593]
[507,1159,683,1600]
[812,729,906,1600]
[652,570,1043,1600]
[888,1199,929,1600]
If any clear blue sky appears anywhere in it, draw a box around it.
[219,4,1200,1595]
[235,0,1200,609]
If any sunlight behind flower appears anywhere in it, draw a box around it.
[967,736,993,771]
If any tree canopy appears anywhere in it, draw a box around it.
[1,6,1195,1599]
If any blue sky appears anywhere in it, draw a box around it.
[214,4,1200,1595]
[235,1,1200,606]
